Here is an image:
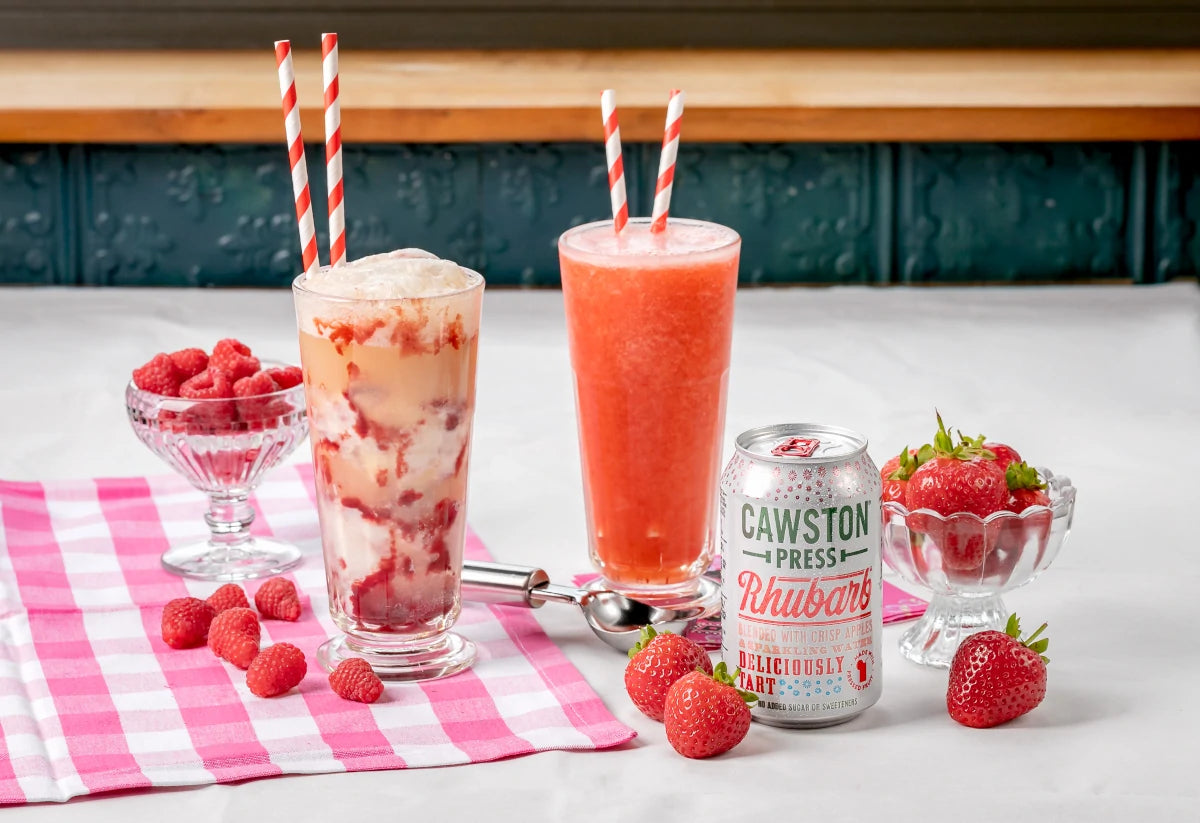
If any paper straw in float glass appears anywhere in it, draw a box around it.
[274,40,320,279]
[322,33,347,267]
[650,89,685,234]
[600,89,628,235]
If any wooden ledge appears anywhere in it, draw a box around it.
[2,49,1199,143]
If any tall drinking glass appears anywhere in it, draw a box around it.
[559,217,740,615]
[292,251,483,681]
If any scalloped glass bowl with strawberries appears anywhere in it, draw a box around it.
[125,339,309,581]
[879,414,1076,668]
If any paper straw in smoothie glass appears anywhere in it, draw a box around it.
[649,89,685,234]
[274,40,320,279]
[322,32,347,267]
[600,89,628,234]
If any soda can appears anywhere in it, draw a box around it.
[720,423,882,728]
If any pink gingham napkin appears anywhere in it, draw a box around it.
[0,465,634,805]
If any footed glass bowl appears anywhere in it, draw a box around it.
[125,362,309,581]
[881,468,1076,668]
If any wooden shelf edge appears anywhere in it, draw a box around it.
[2,106,1198,143]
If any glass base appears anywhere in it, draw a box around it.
[586,574,722,621]
[161,537,303,581]
[898,593,1006,669]
[317,631,476,682]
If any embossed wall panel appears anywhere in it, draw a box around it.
[341,145,481,270]
[481,143,630,286]
[898,144,1133,283]
[0,146,67,285]
[1153,142,1200,282]
[80,146,298,287]
[2,141,1195,288]
[648,143,883,284]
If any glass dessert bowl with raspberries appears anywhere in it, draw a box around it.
[879,414,1076,668]
[125,339,309,580]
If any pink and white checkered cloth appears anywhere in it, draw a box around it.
[0,465,635,805]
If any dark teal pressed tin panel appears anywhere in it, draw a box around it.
[1,141,1197,288]
[1153,142,1200,283]
[481,143,633,286]
[650,143,884,284]
[342,145,481,270]
[0,147,67,285]
[898,144,1132,283]
[80,146,297,287]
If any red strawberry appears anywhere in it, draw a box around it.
[246,642,308,698]
[906,414,1007,519]
[947,614,1049,728]
[207,607,261,669]
[262,366,304,390]
[169,348,209,379]
[161,597,215,649]
[624,626,714,721]
[985,442,1022,472]
[210,339,261,382]
[255,577,302,621]
[132,353,184,396]
[664,663,757,759]
[880,445,932,505]
[329,658,384,704]
[906,414,1007,572]
[1005,462,1050,512]
[207,583,250,614]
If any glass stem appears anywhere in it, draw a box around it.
[205,492,255,558]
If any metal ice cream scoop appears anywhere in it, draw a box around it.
[460,560,703,653]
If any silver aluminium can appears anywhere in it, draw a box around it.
[720,423,882,728]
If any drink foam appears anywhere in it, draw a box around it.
[301,249,480,300]
[561,219,739,259]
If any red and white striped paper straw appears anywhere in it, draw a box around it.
[600,89,628,234]
[274,40,320,278]
[322,33,346,267]
[650,89,685,234]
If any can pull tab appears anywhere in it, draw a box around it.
[771,437,820,458]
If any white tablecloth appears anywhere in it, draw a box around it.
[1,284,1197,821]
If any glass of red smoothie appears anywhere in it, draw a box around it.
[293,249,483,681]
[558,217,740,616]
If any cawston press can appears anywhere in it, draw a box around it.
[720,423,882,728]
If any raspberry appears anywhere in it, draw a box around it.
[254,577,302,621]
[161,597,215,649]
[246,642,307,698]
[133,353,183,396]
[263,366,304,390]
[207,583,250,614]
[210,339,261,382]
[180,369,234,399]
[207,607,261,669]
[169,348,209,379]
[234,372,278,397]
[329,658,384,704]
[179,369,237,432]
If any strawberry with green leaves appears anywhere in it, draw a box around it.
[905,414,1007,571]
[624,626,713,721]
[906,414,1007,519]
[881,444,933,505]
[947,614,1049,728]
[664,663,758,759]
[1005,461,1050,512]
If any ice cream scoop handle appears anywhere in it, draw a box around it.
[460,560,551,608]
